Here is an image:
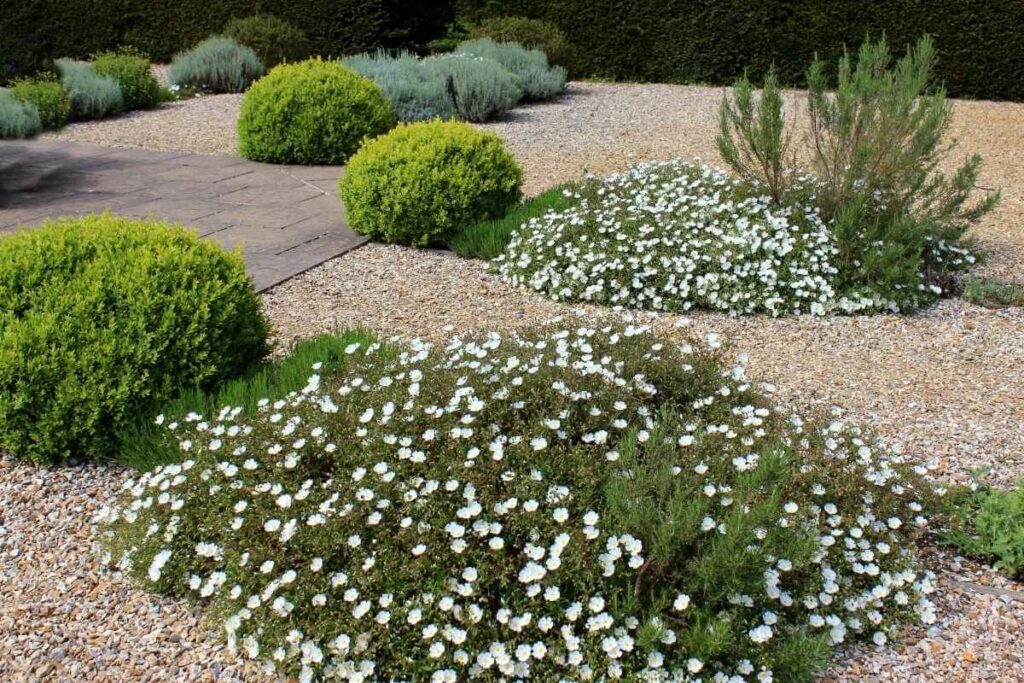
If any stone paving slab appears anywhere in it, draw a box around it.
[0,140,366,291]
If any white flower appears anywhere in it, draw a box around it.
[147,549,172,582]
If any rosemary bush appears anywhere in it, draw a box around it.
[715,35,999,310]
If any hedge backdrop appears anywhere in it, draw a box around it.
[1,0,454,83]
[459,0,1024,101]
[4,0,1022,100]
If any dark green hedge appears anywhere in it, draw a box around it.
[459,0,1024,101]
[1,0,453,83]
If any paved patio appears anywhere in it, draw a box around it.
[0,140,366,291]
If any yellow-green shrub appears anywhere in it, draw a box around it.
[10,77,70,130]
[0,214,270,464]
[92,47,163,110]
[238,58,394,165]
[338,119,522,246]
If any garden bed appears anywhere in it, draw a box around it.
[5,80,1023,681]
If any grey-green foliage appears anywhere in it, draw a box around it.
[423,53,521,122]
[961,277,1024,308]
[715,35,999,311]
[456,37,566,100]
[947,480,1024,578]
[718,35,998,226]
[716,68,793,204]
[0,89,41,139]
[168,37,264,93]
[342,50,455,122]
[805,35,998,225]
[56,59,123,120]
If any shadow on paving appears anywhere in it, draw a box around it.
[0,139,366,291]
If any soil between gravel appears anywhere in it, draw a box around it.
[9,81,1023,682]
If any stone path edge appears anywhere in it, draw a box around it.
[0,140,367,292]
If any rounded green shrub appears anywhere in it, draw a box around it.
[92,48,162,110]
[10,77,70,130]
[423,53,521,122]
[0,88,41,139]
[470,16,576,72]
[56,59,124,120]
[0,214,270,464]
[168,37,264,94]
[106,321,939,683]
[238,58,395,165]
[223,13,309,69]
[339,119,522,246]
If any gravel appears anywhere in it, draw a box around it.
[0,456,264,683]
[44,94,243,157]
[10,81,1024,681]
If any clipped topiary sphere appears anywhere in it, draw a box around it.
[238,58,395,165]
[339,119,522,246]
[0,214,270,464]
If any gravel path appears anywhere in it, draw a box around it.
[44,94,243,157]
[11,82,1024,681]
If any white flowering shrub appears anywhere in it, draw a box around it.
[495,160,974,315]
[106,323,938,682]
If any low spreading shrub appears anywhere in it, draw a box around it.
[118,329,383,471]
[497,36,1001,319]
[339,120,522,246]
[946,481,1024,578]
[448,182,579,259]
[497,160,850,315]
[168,37,264,94]
[92,48,163,110]
[9,77,70,130]
[960,277,1024,308]
[238,58,394,165]
[469,16,576,73]
[343,50,455,122]
[223,13,309,69]
[105,320,939,683]
[423,53,521,122]
[0,88,42,139]
[456,38,567,101]
[0,214,270,464]
[55,59,123,120]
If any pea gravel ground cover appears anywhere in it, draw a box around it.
[6,81,1023,681]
